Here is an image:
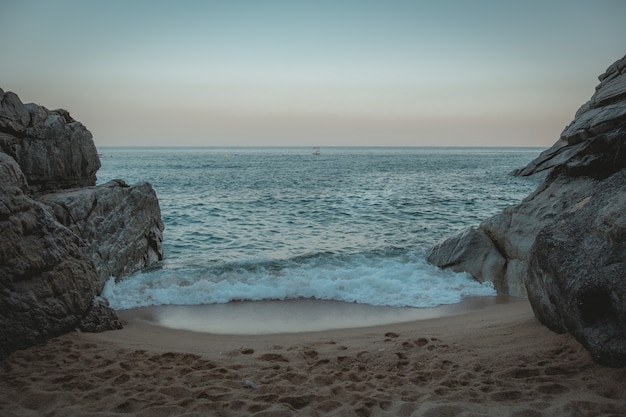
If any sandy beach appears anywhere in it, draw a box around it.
[2,299,625,417]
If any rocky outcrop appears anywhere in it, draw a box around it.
[524,56,626,367]
[427,54,626,366]
[0,153,120,359]
[40,179,164,289]
[528,169,626,367]
[0,88,100,194]
[426,183,580,297]
[428,55,626,297]
[0,89,163,359]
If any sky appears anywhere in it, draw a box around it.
[1,1,625,148]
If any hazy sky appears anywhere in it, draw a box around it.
[2,1,625,147]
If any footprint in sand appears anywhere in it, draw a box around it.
[258,353,289,363]
[422,404,464,417]
[416,338,430,347]
[536,383,570,395]
[490,389,524,402]
[302,349,318,359]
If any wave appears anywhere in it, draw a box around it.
[102,248,495,310]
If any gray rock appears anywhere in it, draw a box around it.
[427,227,505,287]
[0,88,164,359]
[527,169,626,367]
[475,175,597,297]
[428,55,626,297]
[0,153,118,359]
[0,88,100,193]
[426,184,574,297]
[427,54,626,365]
[0,89,30,130]
[39,179,165,289]
[514,55,626,178]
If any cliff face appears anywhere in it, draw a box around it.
[427,55,626,366]
[0,88,164,359]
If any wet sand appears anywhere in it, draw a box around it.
[120,296,510,334]
[2,298,625,416]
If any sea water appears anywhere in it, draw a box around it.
[98,147,542,310]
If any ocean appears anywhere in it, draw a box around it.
[98,147,542,312]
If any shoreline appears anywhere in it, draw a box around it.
[116,295,512,335]
[2,299,625,416]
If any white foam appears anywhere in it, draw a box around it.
[103,251,496,310]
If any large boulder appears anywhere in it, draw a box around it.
[0,88,100,193]
[527,169,626,367]
[426,227,506,286]
[0,153,120,359]
[39,179,164,289]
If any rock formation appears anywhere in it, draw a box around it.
[528,169,626,367]
[427,54,626,366]
[0,153,113,359]
[0,89,100,194]
[0,88,163,359]
[40,179,164,290]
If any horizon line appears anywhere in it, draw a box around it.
[96,144,547,149]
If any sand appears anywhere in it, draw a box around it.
[1,298,625,417]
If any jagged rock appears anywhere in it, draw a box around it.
[0,153,118,359]
[0,88,100,193]
[0,88,163,285]
[0,88,164,359]
[428,55,626,295]
[528,169,626,367]
[514,55,626,178]
[427,227,505,286]
[427,54,626,366]
[39,179,164,289]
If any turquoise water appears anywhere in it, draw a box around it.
[97,147,542,309]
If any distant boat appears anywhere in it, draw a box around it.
[312,147,320,155]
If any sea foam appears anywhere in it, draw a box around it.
[103,250,495,310]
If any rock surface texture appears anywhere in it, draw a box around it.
[427,55,626,366]
[40,179,164,290]
[528,170,626,367]
[0,89,100,194]
[0,153,109,359]
[0,88,163,359]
